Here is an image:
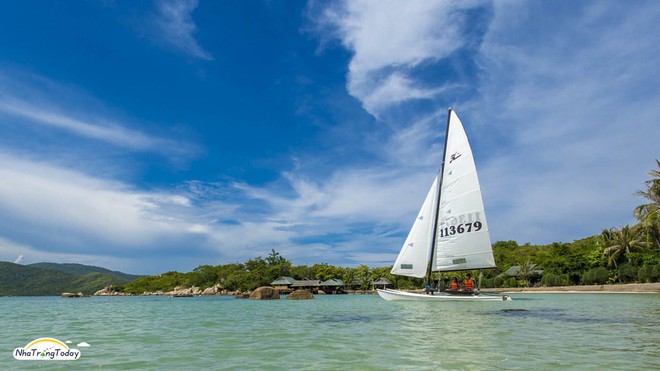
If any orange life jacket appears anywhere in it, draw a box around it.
[464,278,474,291]
[449,281,459,290]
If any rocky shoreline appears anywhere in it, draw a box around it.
[92,282,660,297]
[93,283,231,297]
[93,285,381,297]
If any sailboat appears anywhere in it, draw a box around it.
[377,109,511,301]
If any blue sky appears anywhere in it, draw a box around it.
[0,0,658,274]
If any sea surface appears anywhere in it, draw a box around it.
[1,293,658,370]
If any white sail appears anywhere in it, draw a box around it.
[391,176,439,278]
[379,109,511,301]
[434,110,495,271]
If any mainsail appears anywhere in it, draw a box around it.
[433,110,495,272]
[390,109,495,278]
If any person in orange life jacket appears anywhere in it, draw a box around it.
[463,274,475,292]
[449,277,459,290]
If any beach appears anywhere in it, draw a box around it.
[481,282,660,294]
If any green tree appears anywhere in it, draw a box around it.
[188,265,219,288]
[264,250,292,281]
[601,226,646,270]
[517,259,533,287]
[341,267,357,289]
[290,264,312,280]
[310,263,341,281]
[352,265,371,290]
[634,160,660,248]
[224,270,254,292]
[265,249,284,265]
[539,242,597,284]
[618,263,638,283]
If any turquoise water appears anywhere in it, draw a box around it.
[1,294,658,370]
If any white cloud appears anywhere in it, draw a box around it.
[0,98,166,151]
[152,0,213,60]
[358,72,448,115]
[317,0,484,117]
[0,153,211,260]
[313,0,660,249]
[472,1,660,243]
[0,70,199,159]
[0,151,400,271]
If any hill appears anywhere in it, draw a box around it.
[28,262,142,281]
[0,261,139,296]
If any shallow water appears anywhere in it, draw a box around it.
[1,293,658,370]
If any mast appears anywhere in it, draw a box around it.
[425,108,452,286]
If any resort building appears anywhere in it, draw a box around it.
[291,278,322,290]
[320,278,345,294]
[270,276,392,293]
[499,264,544,278]
[370,277,393,290]
[271,276,296,291]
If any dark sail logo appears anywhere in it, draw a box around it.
[449,152,461,163]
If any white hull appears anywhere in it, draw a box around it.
[377,288,511,302]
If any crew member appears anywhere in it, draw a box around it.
[449,277,459,290]
[463,274,475,291]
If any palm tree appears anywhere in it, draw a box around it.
[634,160,660,248]
[517,259,534,287]
[601,226,646,269]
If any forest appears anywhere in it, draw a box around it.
[113,161,660,294]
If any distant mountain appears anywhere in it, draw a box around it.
[28,262,142,281]
[0,261,141,296]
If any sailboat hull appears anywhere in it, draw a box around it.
[377,288,511,301]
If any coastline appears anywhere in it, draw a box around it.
[480,282,660,294]
[89,282,660,297]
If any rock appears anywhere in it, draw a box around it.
[61,292,84,298]
[167,286,190,296]
[202,283,223,295]
[249,286,280,300]
[317,290,326,295]
[94,287,110,296]
[286,289,314,300]
[234,291,250,299]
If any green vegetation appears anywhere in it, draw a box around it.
[28,262,142,281]
[115,161,660,292]
[116,249,424,294]
[3,161,659,295]
[0,262,133,296]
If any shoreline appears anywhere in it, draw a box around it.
[480,282,660,294]
[88,282,660,297]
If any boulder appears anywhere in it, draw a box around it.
[249,286,280,300]
[61,292,84,298]
[202,283,223,295]
[94,287,110,296]
[286,289,314,300]
[167,286,199,296]
[234,291,250,299]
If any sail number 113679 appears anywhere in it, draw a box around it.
[439,221,482,237]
